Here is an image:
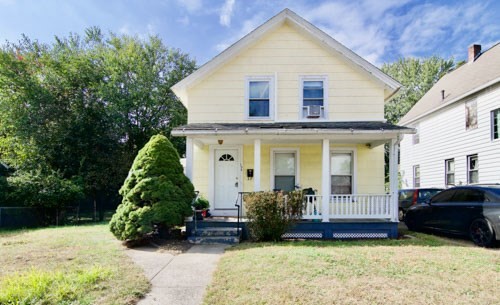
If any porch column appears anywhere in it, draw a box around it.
[254,139,261,191]
[185,137,193,181]
[389,138,399,222]
[321,139,330,222]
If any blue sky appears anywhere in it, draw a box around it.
[0,0,499,67]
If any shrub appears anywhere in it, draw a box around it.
[109,134,195,242]
[244,190,303,241]
[0,176,7,204]
[6,169,84,209]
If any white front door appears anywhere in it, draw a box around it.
[214,148,240,212]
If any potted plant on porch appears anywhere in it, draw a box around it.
[193,197,210,220]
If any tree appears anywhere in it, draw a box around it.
[382,56,455,124]
[109,135,194,242]
[0,30,196,212]
[382,56,455,185]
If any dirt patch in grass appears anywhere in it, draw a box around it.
[204,235,499,305]
[0,224,150,305]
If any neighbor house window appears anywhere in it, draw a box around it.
[412,124,420,144]
[467,154,478,184]
[246,76,273,119]
[465,100,478,130]
[331,152,353,194]
[445,159,455,186]
[273,150,297,192]
[413,165,420,188]
[301,76,327,119]
[492,108,500,140]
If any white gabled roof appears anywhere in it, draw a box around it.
[172,8,401,105]
[399,42,500,126]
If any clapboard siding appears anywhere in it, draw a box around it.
[187,23,384,123]
[400,83,500,188]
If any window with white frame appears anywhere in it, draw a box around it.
[445,159,455,186]
[331,152,353,194]
[412,124,420,144]
[246,77,273,119]
[467,154,478,184]
[491,108,500,140]
[273,151,297,191]
[465,100,478,130]
[301,76,327,119]
[413,165,420,188]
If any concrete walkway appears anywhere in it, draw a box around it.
[126,244,228,305]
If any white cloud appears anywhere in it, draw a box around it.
[214,12,267,52]
[177,0,203,13]
[220,0,235,27]
[177,15,190,26]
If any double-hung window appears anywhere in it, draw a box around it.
[331,152,353,194]
[272,150,298,192]
[491,108,500,140]
[301,76,327,119]
[413,165,420,188]
[247,77,273,119]
[467,154,478,184]
[445,159,455,186]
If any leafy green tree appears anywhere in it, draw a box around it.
[382,56,455,124]
[0,29,196,211]
[109,135,194,242]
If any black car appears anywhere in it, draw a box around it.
[404,185,500,247]
[398,188,443,220]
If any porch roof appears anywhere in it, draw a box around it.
[172,121,415,137]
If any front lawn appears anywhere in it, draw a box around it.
[205,231,499,305]
[0,224,149,305]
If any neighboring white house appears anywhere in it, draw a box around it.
[399,43,500,188]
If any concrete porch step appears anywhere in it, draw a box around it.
[187,235,240,245]
[193,227,241,237]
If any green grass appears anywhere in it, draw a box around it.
[204,231,500,305]
[0,224,150,305]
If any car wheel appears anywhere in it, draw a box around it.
[469,218,496,247]
[398,209,405,221]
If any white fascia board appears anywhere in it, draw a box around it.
[400,77,500,126]
[171,128,415,137]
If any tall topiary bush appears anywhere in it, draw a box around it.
[244,190,303,242]
[109,134,194,242]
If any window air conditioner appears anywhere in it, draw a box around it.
[306,105,322,118]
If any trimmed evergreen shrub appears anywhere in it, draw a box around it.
[244,190,303,241]
[109,134,195,242]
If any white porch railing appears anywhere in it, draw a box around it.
[303,195,322,219]
[330,194,392,219]
[302,194,393,220]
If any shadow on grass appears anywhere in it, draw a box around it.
[227,229,473,251]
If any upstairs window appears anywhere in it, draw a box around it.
[465,100,477,130]
[246,76,273,119]
[301,76,327,119]
[491,108,500,140]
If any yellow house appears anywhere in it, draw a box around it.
[172,9,413,239]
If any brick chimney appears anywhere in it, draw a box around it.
[468,44,481,63]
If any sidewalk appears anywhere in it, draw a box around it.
[126,244,228,305]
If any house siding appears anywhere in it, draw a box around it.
[194,143,384,206]
[187,23,384,124]
[400,83,500,188]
